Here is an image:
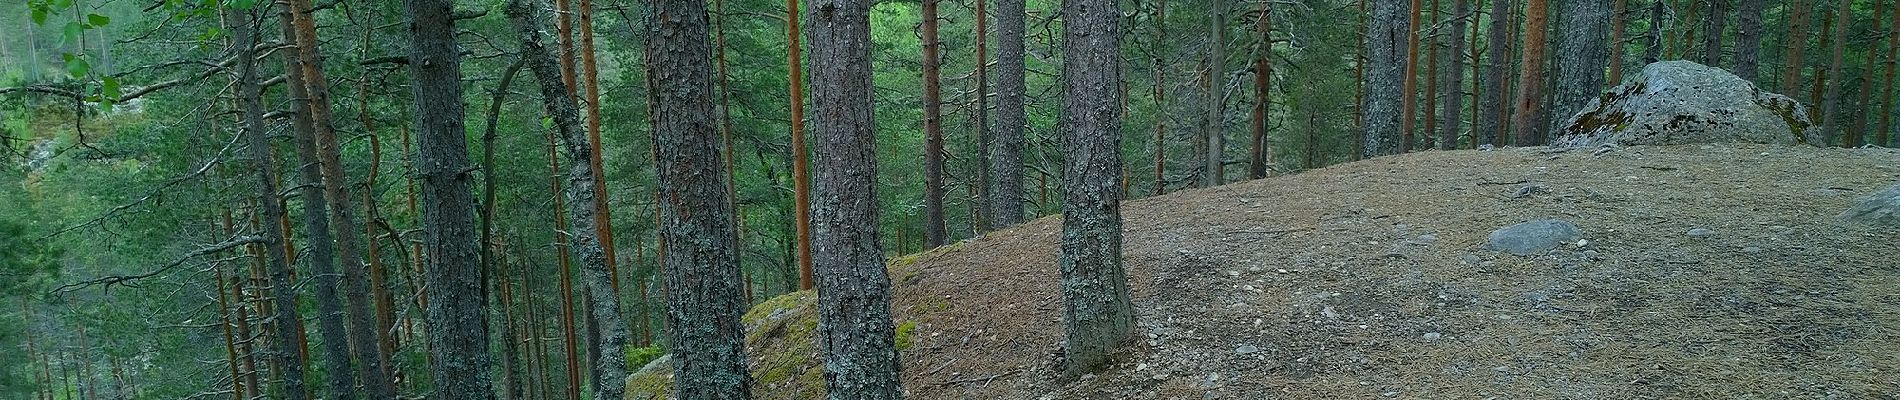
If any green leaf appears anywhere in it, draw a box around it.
[52,0,73,9]
[30,8,48,25]
[541,116,554,130]
[63,22,84,44]
[66,57,91,78]
[87,13,109,27]
[101,75,121,100]
[228,0,257,10]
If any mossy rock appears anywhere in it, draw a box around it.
[625,290,921,400]
[1553,60,1820,148]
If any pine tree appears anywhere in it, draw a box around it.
[1058,0,1136,379]
[1365,0,1411,157]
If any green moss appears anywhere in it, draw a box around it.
[625,346,666,371]
[894,320,918,351]
[623,368,673,400]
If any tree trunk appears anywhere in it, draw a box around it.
[1512,0,1551,146]
[1423,0,1442,149]
[1205,0,1228,185]
[1479,0,1513,147]
[1153,0,1169,195]
[1365,0,1411,157]
[1781,0,1813,94]
[214,262,245,400]
[409,0,496,395]
[503,1,630,399]
[1355,0,1368,158]
[973,0,992,231]
[275,4,356,398]
[230,7,309,400]
[789,0,815,290]
[1733,0,1764,82]
[1058,0,1135,379]
[481,57,527,400]
[1851,1,1886,148]
[990,0,1027,226]
[1646,0,1663,64]
[806,0,904,395]
[1553,0,1610,134]
[1400,0,1424,152]
[648,0,754,394]
[1819,0,1852,146]
[1883,0,1900,147]
[1250,0,1272,176]
[577,0,622,305]
[1607,0,1628,84]
[923,0,948,247]
[1702,0,1728,67]
[1439,0,1468,150]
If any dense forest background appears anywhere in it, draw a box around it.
[0,0,1891,398]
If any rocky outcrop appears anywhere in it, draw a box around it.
[1552,61,1818,148]
[1842,183,1900,228]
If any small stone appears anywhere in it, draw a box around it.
[1843,183,1900,227]
[1321,306,1340,319]
[1493,366,1510,373]
[1382,391,1402,397]
[1226,270,1241,277]
[1235,345,1260,355]
[1687,228,1717,237]
[1413,234,1438,244]
[1742,246,1764,253]
[1461,254,1483,266]
[1276,268,1290,274]
[1486,219,1584,256]
[1422,332,1442,340]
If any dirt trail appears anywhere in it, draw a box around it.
[639,144,1900,399]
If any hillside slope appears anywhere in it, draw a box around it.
[629,144,1900,399]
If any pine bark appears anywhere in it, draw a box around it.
[806,0,904,395]
[1249,0,1272,176]
[1607,0,1628,84]
[1400,0,1424,152]
[1646,0,1663,64]
[1553,0,1610,134]
[275,4,356,397]
[409,0,496,396]
[973,0,992,230]
[1058,0,1135,379]
[1851,1,1886,148]
[923,0,948,247]
[503,1,630,399]
[1439,0,1468,150]
[231,7,309,400]
[1479,0,1513,147]
[1365,0,1411,157]
[1153,0,1169,195]
[1204,0,1228,185]
[1732,0,1764,82]
[1512,0,1551,146]
[1884,0,1900,147]
[1820,0,1852,146]
[789,0,815,290]
[1781,0,1813,94]
[1423,0,1441,149]
[989,0,1027,227]
[649,0,754,394]
[1701,0,1728,67]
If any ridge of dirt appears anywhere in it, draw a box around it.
[634,144,1900,400]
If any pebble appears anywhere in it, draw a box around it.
[1742,246,1763,253]
[1422,332,1442,340]
[1687,228,1717,237]
[1494,366,1510,373]
[1235,345,1260,355]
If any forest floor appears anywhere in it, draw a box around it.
[629,143,1900,400]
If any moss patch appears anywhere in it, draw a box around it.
[894,320,918,352]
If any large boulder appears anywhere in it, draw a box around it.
[1552,61,1818,148]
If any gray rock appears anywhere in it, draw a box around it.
[1486,219,1584,256]
[1687,228,1717,237]
[1552,61,1819,148]
[1842,183,1900,227]
[1235,344,1260,355]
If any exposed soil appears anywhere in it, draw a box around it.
[633,144,1900,399]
